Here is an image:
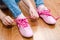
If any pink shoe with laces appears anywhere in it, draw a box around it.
[37,5,56,24]
[15,14,33,37]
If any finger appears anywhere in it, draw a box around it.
[30,10,35,18]
[2,20,9,25]
[6,16,15,25]
[7,16,14,22]
[5,16,13,24]
[5,17,11,25]
[7,17,15,25]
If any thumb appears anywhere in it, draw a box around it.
[11,19,16,26]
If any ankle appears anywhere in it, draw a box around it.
[16,13,26,19]
[37,5,48,11]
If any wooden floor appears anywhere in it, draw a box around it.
[0,0,60,40]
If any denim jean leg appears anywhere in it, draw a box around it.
[15,0,20,3]
[2,0,22,18]
[35,0,44,7]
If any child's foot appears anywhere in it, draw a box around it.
[37,5,56,24]
[29,6,39,19]
[15,13,33,37]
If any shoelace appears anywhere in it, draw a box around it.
[37,9,60,20]
[15,18,29,28]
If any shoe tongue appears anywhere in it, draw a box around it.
[38,9,51,16]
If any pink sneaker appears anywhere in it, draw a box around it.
[15,18,33,37]
[37,9,56,24]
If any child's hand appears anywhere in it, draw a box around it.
[29,7,39,19]
[1,16,14,25]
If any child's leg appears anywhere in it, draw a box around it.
[2,0,21,18]
[35,0,44,7]
[35,0,49,10]
[2,0,33,37]
[35,0,56,24]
